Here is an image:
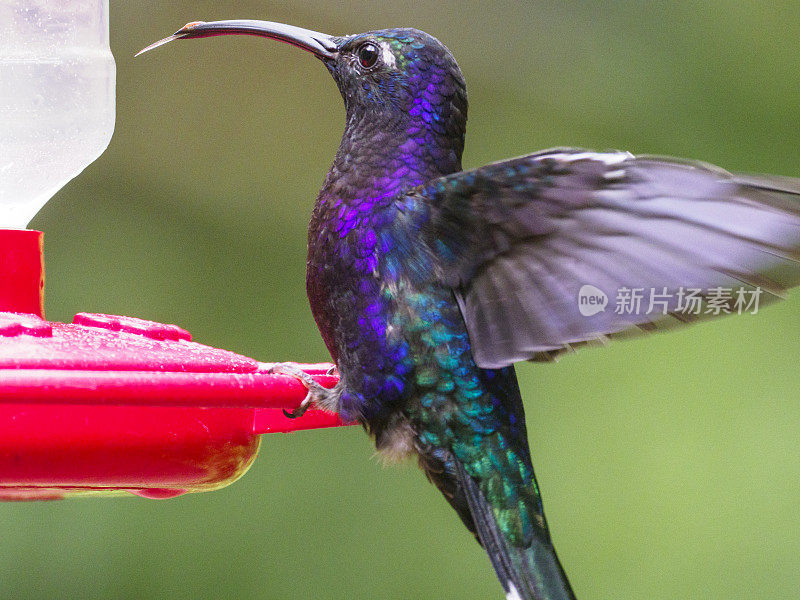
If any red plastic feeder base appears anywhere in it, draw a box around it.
[0,311,346,501]
[0,230,350,501]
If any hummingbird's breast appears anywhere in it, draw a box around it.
[306,193,413,415]
[306,188,464,427]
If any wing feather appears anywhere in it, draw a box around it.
[407,149,800,368]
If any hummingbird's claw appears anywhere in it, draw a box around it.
[283,394,314,419]
[268,362,328,418]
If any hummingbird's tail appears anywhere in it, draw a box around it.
[453,458,576,600]
[416,364,576,600]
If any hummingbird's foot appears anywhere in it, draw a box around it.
[268,362,328,419]
[326,364,339,376]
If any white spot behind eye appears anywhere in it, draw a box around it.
[381,42,396,68]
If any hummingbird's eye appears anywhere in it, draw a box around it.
[357,42,380,68]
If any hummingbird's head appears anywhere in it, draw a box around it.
[138,21,467,149]
[325,29,466,120]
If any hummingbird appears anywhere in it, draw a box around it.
[139,20,800,600]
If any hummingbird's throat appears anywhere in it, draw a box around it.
[332,108,463,202]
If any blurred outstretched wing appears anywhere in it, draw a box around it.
[406,149,800,368]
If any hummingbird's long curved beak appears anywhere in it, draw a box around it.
[136,20,339,59]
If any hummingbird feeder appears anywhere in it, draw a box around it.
[0,0,348,502]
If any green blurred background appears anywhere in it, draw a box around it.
[4,1,800,598]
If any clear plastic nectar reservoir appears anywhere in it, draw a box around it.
[0,1,115,228]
